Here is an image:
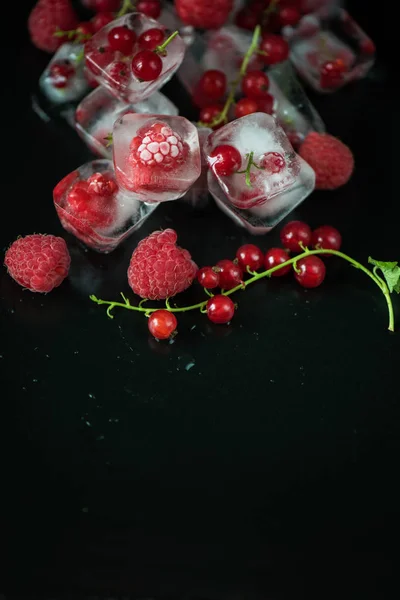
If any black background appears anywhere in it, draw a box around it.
[1,1,399,597]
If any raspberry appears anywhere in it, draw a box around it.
[28,0,79,53]
[175,0,233,30]
[65,172,116,230]
[299,132,354,190]
[4,234,71,293]
[127,229,198,300]
[129,122,187,169]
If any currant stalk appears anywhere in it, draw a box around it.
[198,25,262,129]
[90,248,396,332]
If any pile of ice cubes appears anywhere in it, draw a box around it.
[44,1,374,252]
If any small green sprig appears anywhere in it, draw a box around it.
[197,25,262,130]
[90,249,400,332]
[236,151,264,187]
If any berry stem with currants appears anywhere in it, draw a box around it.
[90,248,397,332]
[198,25,262,129]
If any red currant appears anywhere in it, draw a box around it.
[93,0,120,12]
[131,50,162,81]
[277,6,301,27]
[260,152,286,173]
[108,61,130,88]
[137,0,161,19]
[206,295,235,324]
[235,97,259,119]
[76,21,94,39]
[148,310,177,340]
[235,9,259,31]
[91,12,114,33]
[320,59,347,89]
[264,248,291,276]
[242,70,269,99]
[311,225,342,253]
[236,244,264,272]
[360,39,375,55]
[197,266,220,289]
[107,26,136,55]
[209,145,242,176]
[259,35,289,66]
[198,70,227,100]
[280,220,312,253]
[199,105,223,129]
[49,61,75,88]
[294,256,326,288]
[216,259,243,290]
[257,93,274,115]
[138,28,164,50]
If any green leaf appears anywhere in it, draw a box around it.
[368,257,400,293]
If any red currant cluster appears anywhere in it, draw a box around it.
[50,0,163,89]
[235,0,302,34]
[147,221,342,339]
[196,32,289,128]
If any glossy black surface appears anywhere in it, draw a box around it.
[1,1,398,597]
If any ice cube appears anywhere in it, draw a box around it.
[75,86,179,159]
[283,8,375,92]
[182,126,212,208]
[268,61,325,148]
[53,159,158,253]
[158,2,194,46]
[39,43,90,105]
[177,25,258,95]
[113,114,201,202]
[205,113,315,233]
[84,12,186,104]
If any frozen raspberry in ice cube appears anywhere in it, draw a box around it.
[113,114,201,202]
[129,122,187,169]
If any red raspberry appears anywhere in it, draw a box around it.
[65,173,116,230]
[127,229,198,300]
[175,0,233,30]
[4,234,70,293]
[28,0,79,53]
[299,132,354,190]
[129,122,187,169]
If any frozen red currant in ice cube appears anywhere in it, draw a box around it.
[84,13,185,103]
[113,114,201,202]
[49,61,75,88]
[260,152,286,174]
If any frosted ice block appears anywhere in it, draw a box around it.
[205,113,315,233]
[268,61,325,148]
[84,12,185,103]
[113,114,201,202]
[182,126,212,208]
[158,2,194,46]
[75,86,179,159]
[283,8,375,92]
[39,42,89,105]
[53,159,158,252]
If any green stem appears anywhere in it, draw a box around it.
[90,249,395,331]
[117,0,135,17]
[198,25,261,129]
[156,30,179,54]
[236,151,263,187]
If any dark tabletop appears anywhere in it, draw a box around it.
[1,1,399,598]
